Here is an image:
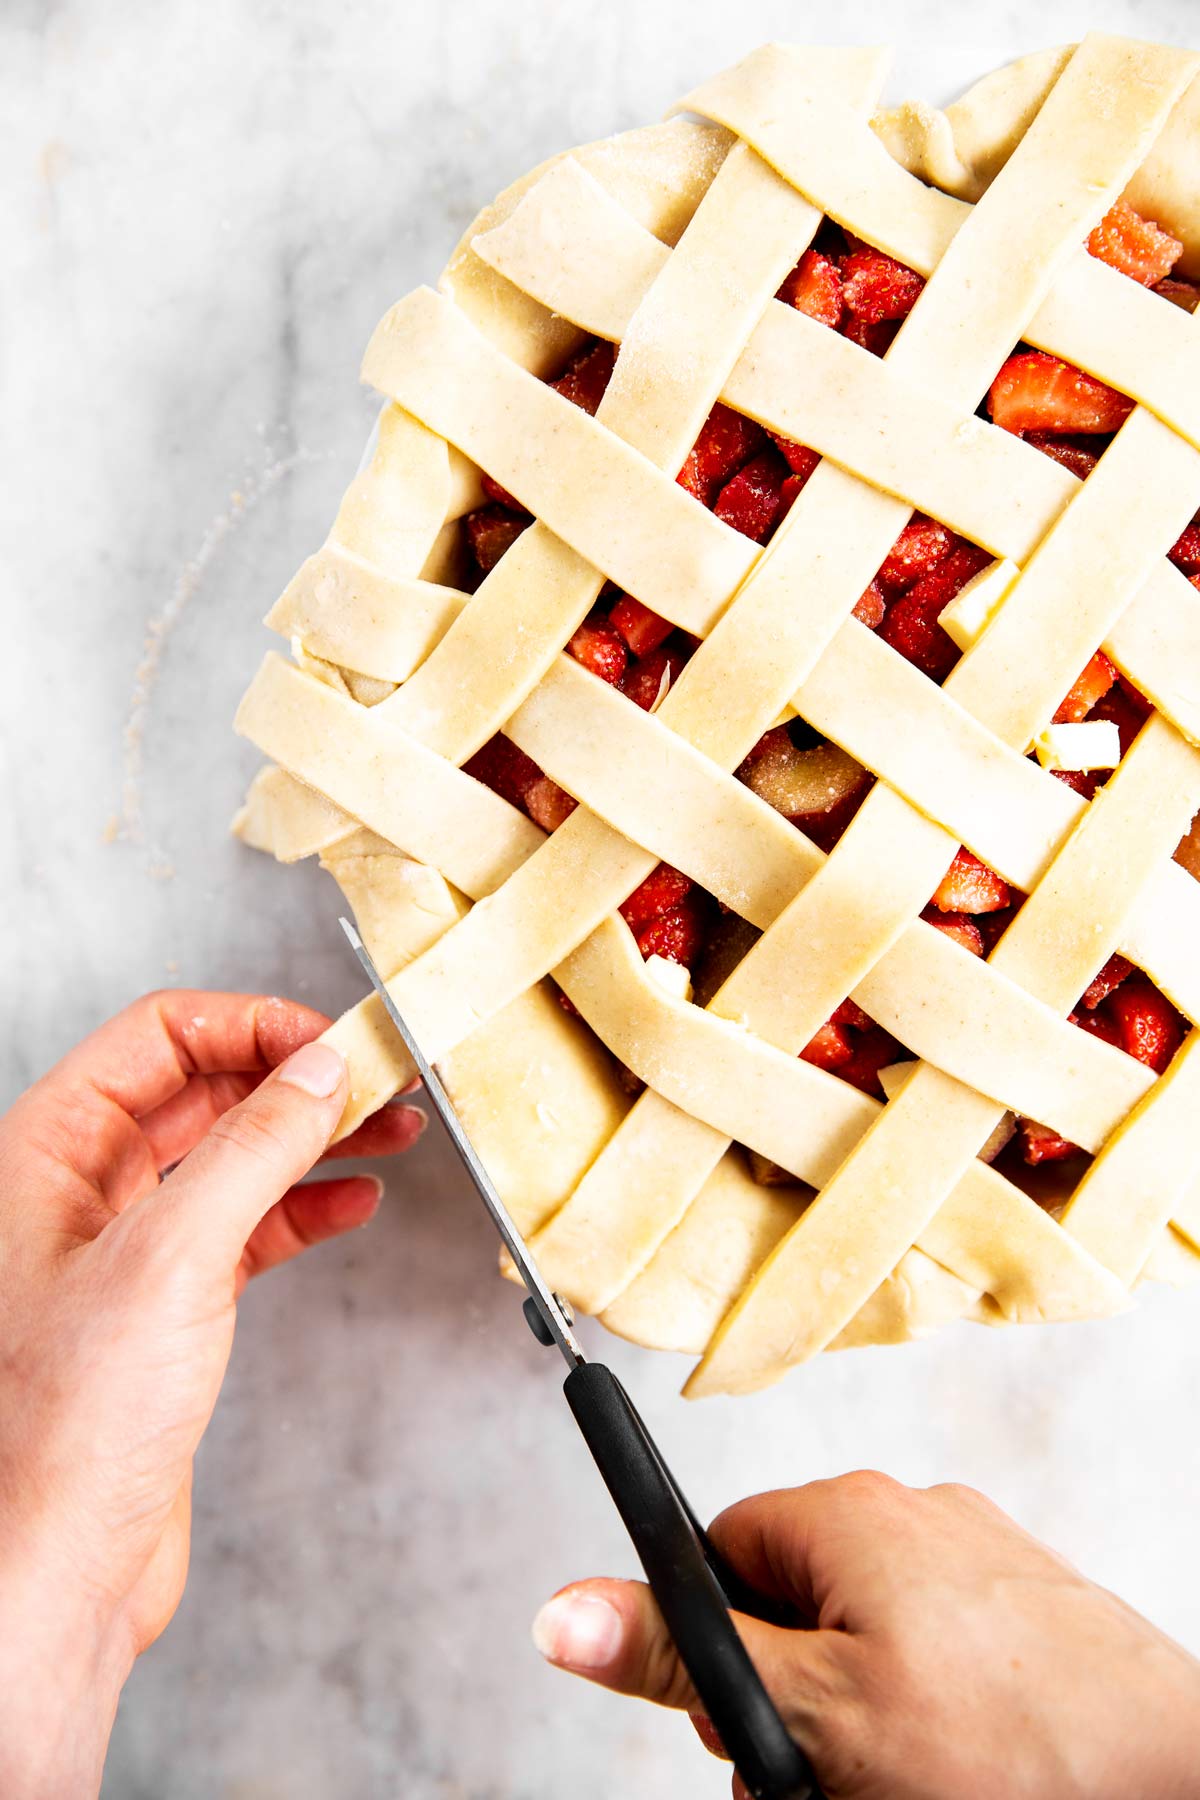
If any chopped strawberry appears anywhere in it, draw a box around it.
[1169,518,1200,573]
[714,448,791,542]
[1024,432,1106,481]
[976,906,1015,955]
[1154,277,1200,313]
[636,898,706,967]
[1054,650,1118,724]
[832,997,874,1031]
[878,514,954,592]
[772,438,822,482]
[988,352,1134,436]
[480,471,524,511]
[1018,1118,1081,1165]
[838,1024,906,1099]
[556,985,580,1018]
[622,642,689,711]
[840,314,901,357]
[1070,1005,1121,1048]
[525,776,577,832]
[920,905,985,956]
[609,594,673,658]
[620,864,693,934]
[466,506,528,574]
[1086,197,1182,287]
[1080,953,1132,1010]
[677,402,764,505]
[568,614,628,685]
[1107,975,1185,1073]
[464,734,542,810]
[552,339,617,415]
[853,580,886,629]
[877,540,992,682]
[931,848,1010,914]
[800,1018,853,1072]
[841,246,925,323]
[1088,675,1151,756]
[778,248,844,328]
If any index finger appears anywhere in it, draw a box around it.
[708,1472,915,1628]
[44,990,334,1119]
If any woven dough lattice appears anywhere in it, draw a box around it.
[235,36,1200,1395]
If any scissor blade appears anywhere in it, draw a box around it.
[338,918,585,1369]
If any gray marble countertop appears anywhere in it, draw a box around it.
[6,2,1200,1794]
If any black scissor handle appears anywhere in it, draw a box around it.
[564,1361,822,1800]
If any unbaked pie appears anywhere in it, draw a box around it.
[234,35,1200,1395]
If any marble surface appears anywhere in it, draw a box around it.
[7,1,1200,1793]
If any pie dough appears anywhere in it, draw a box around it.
[233,35,1200,1395]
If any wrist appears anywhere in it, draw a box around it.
[0,1548,134,1799]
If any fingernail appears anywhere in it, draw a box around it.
[531,1593,623,1670]
[277,1042,346,1098]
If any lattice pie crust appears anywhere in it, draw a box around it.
[234,38,1200,1395]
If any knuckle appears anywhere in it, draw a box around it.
[927,1478,987,1508]
[834,1468,905,1509]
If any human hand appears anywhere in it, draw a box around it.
[0,991,423,1799]
[533,1471,1200,1798]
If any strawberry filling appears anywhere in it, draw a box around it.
[458,205,1191,1173]
[1086,197,1183,287]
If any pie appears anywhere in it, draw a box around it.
[233,35,1200,1396]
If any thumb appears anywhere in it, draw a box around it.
[117,1039,350,1281]
[531,1576,845,1738]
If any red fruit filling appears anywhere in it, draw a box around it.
[609,594,673,658]
[931,849,1011,915]
[552,338,617,414]
[463,734,541,810]
[678,402,765,505]
[1017,1120,1082,1166]
[1024,432,1106,481]
[568,614,627,685]
[1054,651,1117,724]
[773,439,822,482]
[622,642,689,712]
[636,896,707,967]
[714,447,792,542]
[1154,278,1200,313]
[840,246,925,323]
[1107,977,1185,1074]
[525,776,577,832]
[1080,954,1132,1011]
[458,206,1189,1162]
[1087,197,1183,287]
[988,352,1134,437]
[800,1019,853,1072]
[877,540,993,682]
[878,515,954,591]
[921,907,985,957]
[466,506,528,575]
[619,864,693,934]
[778,248,844,328]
